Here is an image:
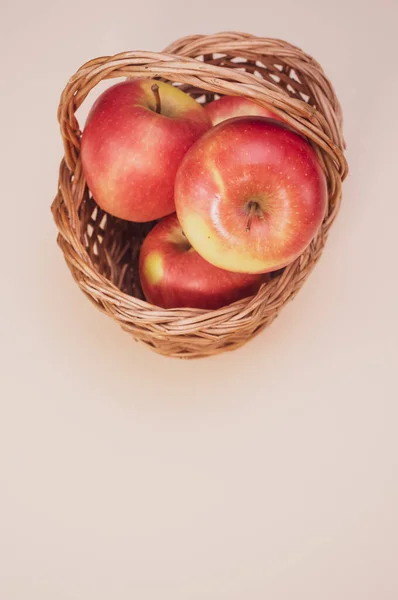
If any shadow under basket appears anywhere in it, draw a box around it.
[52,32,348,359]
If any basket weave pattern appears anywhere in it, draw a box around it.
[52,32,348,358]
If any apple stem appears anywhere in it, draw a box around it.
[151,84,161,114]
[245,201,263,232]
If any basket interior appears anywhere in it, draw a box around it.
[78,52,318,300]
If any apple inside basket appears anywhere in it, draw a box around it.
[53,33,347,358]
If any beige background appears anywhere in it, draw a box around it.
[1,0,398,598]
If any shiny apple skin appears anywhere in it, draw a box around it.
[139,214,265,310]
[205,95,282,126]
[175,117,327,274]
[81,79,211,222]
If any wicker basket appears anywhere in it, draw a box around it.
[52,32,348,359]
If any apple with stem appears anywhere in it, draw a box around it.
[81,79,211,222]
[139,214,266,310]
[175,117,327,274]
[205,95,283,126]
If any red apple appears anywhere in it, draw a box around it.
[139,214,265,310]
[175,117,327,274]
[206,95,282,126]
[81,79,211,222]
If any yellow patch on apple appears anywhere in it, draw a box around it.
[182,213,270,274]
[142,80,199,119]
[143,251,164,285]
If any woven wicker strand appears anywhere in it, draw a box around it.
[52,32,348,358]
